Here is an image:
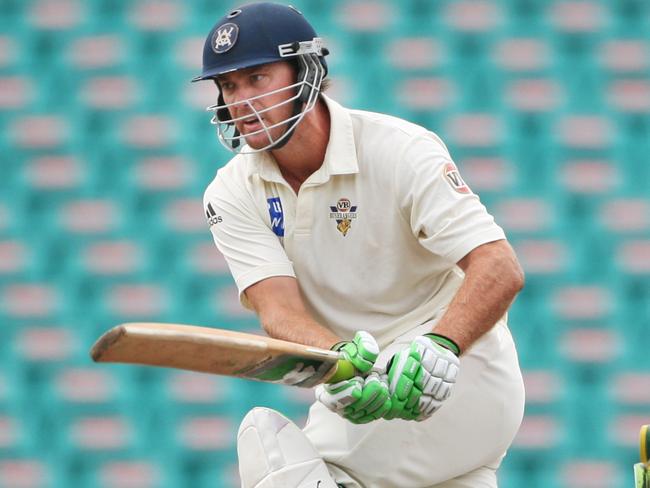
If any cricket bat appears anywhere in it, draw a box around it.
[635,424,650,488]
[90,322,355,388]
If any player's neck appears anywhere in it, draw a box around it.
[271,99,330,194]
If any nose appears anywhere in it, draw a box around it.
[225,94,256,125]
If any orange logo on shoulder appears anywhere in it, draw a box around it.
[444,163,471,194]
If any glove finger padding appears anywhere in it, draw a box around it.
[335,331,379,374]
[315,376,364,411]
[385,336,460,421]
[316,373,391,424]
[343,373,392,424]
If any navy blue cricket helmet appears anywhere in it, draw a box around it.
[192,2,328,82]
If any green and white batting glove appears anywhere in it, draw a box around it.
[315,371,392,424]
[315,331,387,424]
[384,333,460,421]
[331,330,379,375]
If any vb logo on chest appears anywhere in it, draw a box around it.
[329,198,358,236]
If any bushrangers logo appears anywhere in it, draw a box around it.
[212,23,239,54]
[329,198,358,236]
[444,163,471,194]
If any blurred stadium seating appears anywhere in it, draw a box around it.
[0,0,648,486]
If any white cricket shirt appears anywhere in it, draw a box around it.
[203,95,506,346]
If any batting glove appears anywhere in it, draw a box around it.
[316,371,392,424]
[315,331,389,424]
[384,333,460,421]
[331,330,379,375]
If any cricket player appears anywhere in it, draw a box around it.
[195,3,526,487]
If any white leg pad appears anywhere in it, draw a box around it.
[237,407,339,488]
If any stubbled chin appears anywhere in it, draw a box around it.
[243,133,273,149]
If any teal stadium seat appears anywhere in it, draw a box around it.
[147,370,244,477]
[607,0,650,34]
[39,197,131,243]
[0,66,43,118]
[591,195,650,270]
[167,237,231,282]
[384,31,458,131]
[544,1,609,57]
[502,369,567,486]
[507,307,561,369]
[85,0,131,28]
[115,152,203,217]
[0,457,69,488]
[154,238,236,323]
[597,36,650,122]
[0,370,27,418]
[8,324,79,363]
[435,0,504,60]
[57,29,148,156]
[0,409,40,458]
[184,280,259,333]
[195,461,240,488]
[157,410,236,467]
[502,0,549,25]
[458,155,520,201]
[61,238,158,289]
[491,195,569,238]
[1,111,77,164]
[18,153,89,199]
[41,366,141,417]
[0,283,66,339]
[328,0,401,112]
[0,239,44,285]
[149,371,239,416]
[50,412,148,469]
[490,29,563,190]
[83,457,185,488]
[607,370,650,464]
[123,0,189,37]
[85,280,176,336]
[541,458,626,488]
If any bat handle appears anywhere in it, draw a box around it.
[326,359,356,384]
[641,424,649,464]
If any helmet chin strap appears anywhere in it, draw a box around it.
[265,98,303,151]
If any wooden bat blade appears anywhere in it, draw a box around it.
[90,323,354,388]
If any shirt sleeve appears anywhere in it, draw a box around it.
[395,133,506,265]
[203,173,295,308]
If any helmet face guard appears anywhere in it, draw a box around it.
[206,40,326,154]
[193,3,329,154]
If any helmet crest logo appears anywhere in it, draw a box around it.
[212,22,239,54]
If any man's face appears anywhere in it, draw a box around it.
[217,62,297,149]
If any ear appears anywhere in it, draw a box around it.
[211,78,233,123]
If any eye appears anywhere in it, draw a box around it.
[250,73,266,83]
[220,81,235,92]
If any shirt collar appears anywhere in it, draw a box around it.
[246,94,359,185]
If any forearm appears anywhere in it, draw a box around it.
[433,242,524,353]
[245,276,343,349]
[260,307,341,350]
